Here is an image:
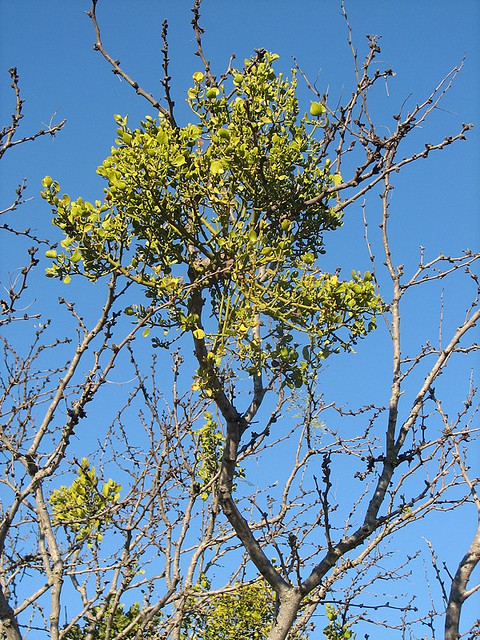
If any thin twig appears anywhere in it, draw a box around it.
[85,1,175,126]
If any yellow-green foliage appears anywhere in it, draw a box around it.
[194,412,245,499]
[63,602,161,639]
[182,578,306,640]
[42,51,381,391]
[194,411,223,499]
[323,604,354,640]
[50,458,121,545]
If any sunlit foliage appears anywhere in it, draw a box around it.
[42,51,381,395]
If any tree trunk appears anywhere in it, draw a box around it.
[444,515,480,640]
[0,589,22,640]
[267,590,303,640]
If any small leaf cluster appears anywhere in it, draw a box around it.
[63,602,161,640]
[323,604,354,640]
[182,578,306,640]
[50,458,121,546]
[42,51,381,390]
[193,412,244,498]
[194,412,223,499]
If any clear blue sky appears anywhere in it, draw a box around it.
[1,1,479,637]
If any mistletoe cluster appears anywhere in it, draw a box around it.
[42,51,381,390]
[50,459,121,546]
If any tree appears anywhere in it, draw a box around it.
[1,2,479,639]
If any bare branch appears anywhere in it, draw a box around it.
[445,439,480,640]
[0,68,65,162]
[85,1,176,126]
[191,0,215,86]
